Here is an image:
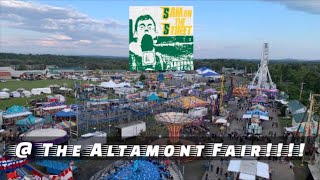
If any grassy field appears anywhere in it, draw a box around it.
[279,116,292,128]
[0,79,97,110]
[0,79,95,91]
[0,95,76,110]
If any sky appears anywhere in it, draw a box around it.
[0,0,320,59]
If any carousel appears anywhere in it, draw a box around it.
[20,128,69,144]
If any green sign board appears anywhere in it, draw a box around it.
[129,6,194,71]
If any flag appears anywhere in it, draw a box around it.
[59,166,73,180]
[49,175,60,180]
[7,171,19,179]
[50,166,73,180]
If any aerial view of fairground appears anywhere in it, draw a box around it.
[0,1,319,180]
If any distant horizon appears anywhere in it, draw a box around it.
[1,51,319,61]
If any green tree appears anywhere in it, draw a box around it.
[139,73,146,81]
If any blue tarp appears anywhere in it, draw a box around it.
[15,115,42,126]
[158,73,164,81]
[245,109,268,116]
[55,110,76,117]
[5,105,28,114]
[196,67,208,72]
[202,71,220,77]
[112,160,160,180]
[35,160,77,175]
[148,94,160,101]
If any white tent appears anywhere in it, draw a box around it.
[242,114,269,121]
[215,118,228,124]
[42,105,67,111]
[99,80,118,88]
[242,114,252,119]
[228,160,269,180]
[3,111,32,119]
[54,94,66,102]
[100,80,131,88]
[21,90,32,97]
[239,173,255,180]
[227,160,241,172]
[239,160,257,176]
[0,92,10,99]
[11,91,21,98]
[1,88,10,92]
[59,87,68,91]
[257,162,269,179]
[49,84,60,88]
[260,115,269,121]
[119,82,131,87]
[16,88,26,92]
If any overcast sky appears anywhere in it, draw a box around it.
[1,0,320,59]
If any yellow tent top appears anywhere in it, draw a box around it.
[177,96,208,109]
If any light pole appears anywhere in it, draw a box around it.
[299,82,305,102]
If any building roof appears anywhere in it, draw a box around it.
[24,71,44,75]
[292,112,308,123]
[116,121,145,128]
[49,67,86,71]
[0,72,11,76]
[0,67,15,71]
[288,100,305,114]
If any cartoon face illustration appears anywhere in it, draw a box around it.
[134,15,157,42]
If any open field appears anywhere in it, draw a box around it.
[0,79,98,91]
[279,116,291,129]
[0,79,98,110]
[0,95,75,110]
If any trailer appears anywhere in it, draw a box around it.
[116,121,146,139]
[70,131,107,147]
[188,107,208,118]
[31,88,52,95]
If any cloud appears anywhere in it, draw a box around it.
[267,1,320,15]
[77,40,92,44]
[51,34,72,40]
[0,0,128,55]
[38,39,58,46]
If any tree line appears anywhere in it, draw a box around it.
[1,53,319,104]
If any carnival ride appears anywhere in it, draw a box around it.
[293,94,320,163]
[21,128,69,144]
[68,83,192,140]
[233,87,249,97]
[0,156,69,179]
[90,159,183,180]
[249,43,278,96]
[154,112,193,144]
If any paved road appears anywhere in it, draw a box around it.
[74,159,114,180]
[201,159,295,180]
[199,94,296,180]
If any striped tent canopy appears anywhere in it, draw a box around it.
[56,121,76,129]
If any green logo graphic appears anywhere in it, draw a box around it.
[129,6,194,71]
